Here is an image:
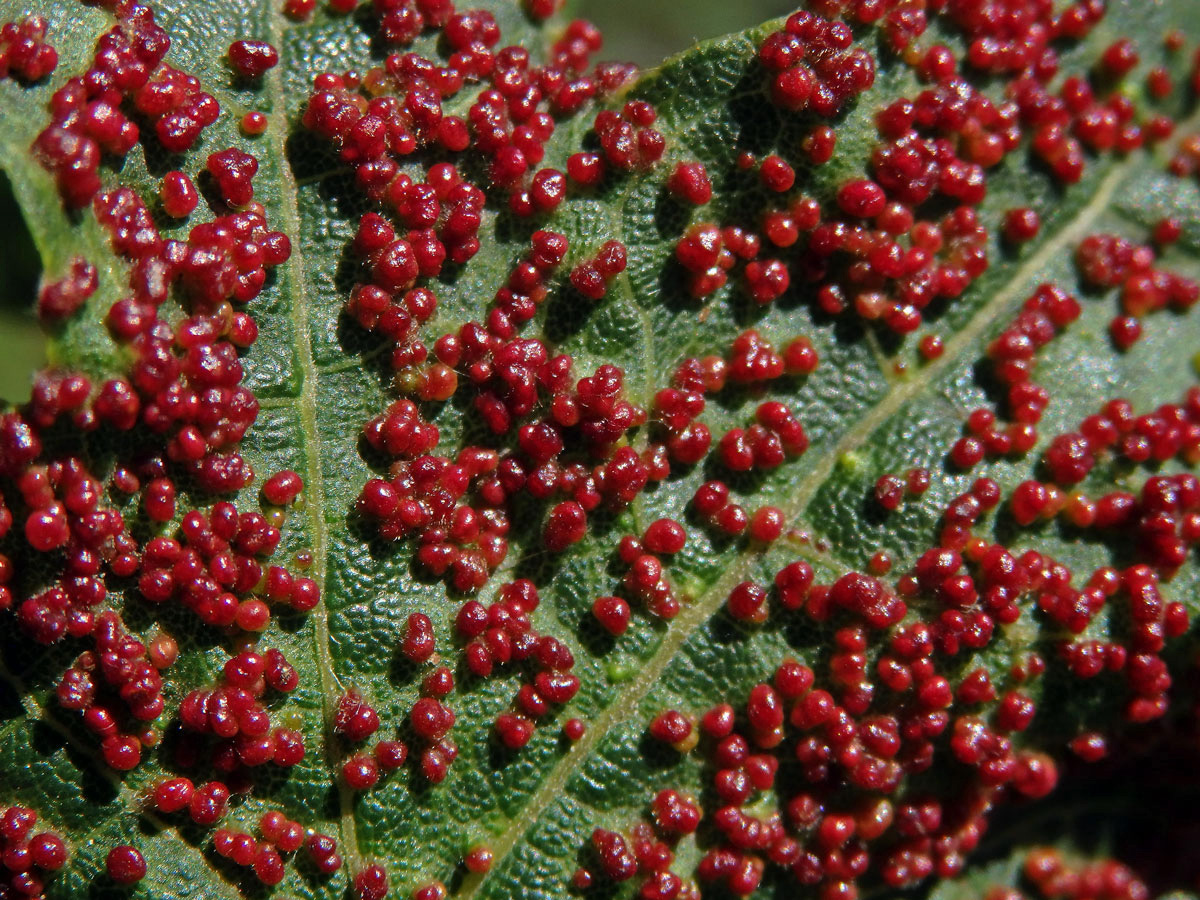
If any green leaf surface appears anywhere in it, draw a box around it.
[3,1,1200,899]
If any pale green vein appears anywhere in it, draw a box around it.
[256,395,300,410]
[864,327,899,386]
[454,129,1170,899]
[263,1,362,875]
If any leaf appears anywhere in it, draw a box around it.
[2,1,1200,899]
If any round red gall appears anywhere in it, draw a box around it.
[1100,38,1138,77]
[240,111,268,135]
[1153,217,1182,245]
[235,598,270,632]
[228,40,279,78]
[759,155,795,192]
[495,713,534,750]
[354,863,389,900]
[566,152,604,187]
[161,171,198,218]
[918,334,944,360]
[648,710,692,745]
[837,179,886,218]
[1004,208,1040,243]
[1110,315,1142,351]
[30,833,67,870]
[666,162,712,205]
[543,501,587,552]
[772,65,813,110]
[464,846,494,874]
[642,519,686,554]
[106,845,146,885]
[262,470,303,505]
[727,581,768,622]
[874,475,904,511]
[592,596,630,636]
[749,506,784,543]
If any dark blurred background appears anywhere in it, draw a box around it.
[0,173,46,402]
[0,0,792,401]
[579,0,791,69]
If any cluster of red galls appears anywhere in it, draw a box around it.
[211,810,308,886]
[0,803,142,890]
[717,0,1178,350]
[36,257,98,323]
[735,8,1003,331]
[0,807,68,898]
[454,580,581,749]
[1076,231,1199,352]
[2,18,314,795]
[293,1,1200,892]
[32,5,215,207]
[945,283,1083,471]
[135,499,314,630]
[24,0,293,503]
[0,451,131,643]
[93,183,290,494]
[759,10,876,117]
[580,821,701,900]
[318,580,590,789]
[148,775,323,884]
[354,350,657,589]
[56,611,170,771]
[5,0,1200,896]
[583,554,1062,900]
[299,8,635,228]
[1010,848,1150,900]
[0,16,57,82]
[177,648,306,780]
[0,11,332,895]
[581,332,1200,900]
[334,687,420,787]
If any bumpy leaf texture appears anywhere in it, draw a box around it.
[3,0,1200,898]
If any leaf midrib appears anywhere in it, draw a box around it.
[262,2,364,875]
[454,116,1199,898]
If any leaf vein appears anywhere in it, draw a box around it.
[263,1,363,873]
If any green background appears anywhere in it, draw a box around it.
[0,0,791,401]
